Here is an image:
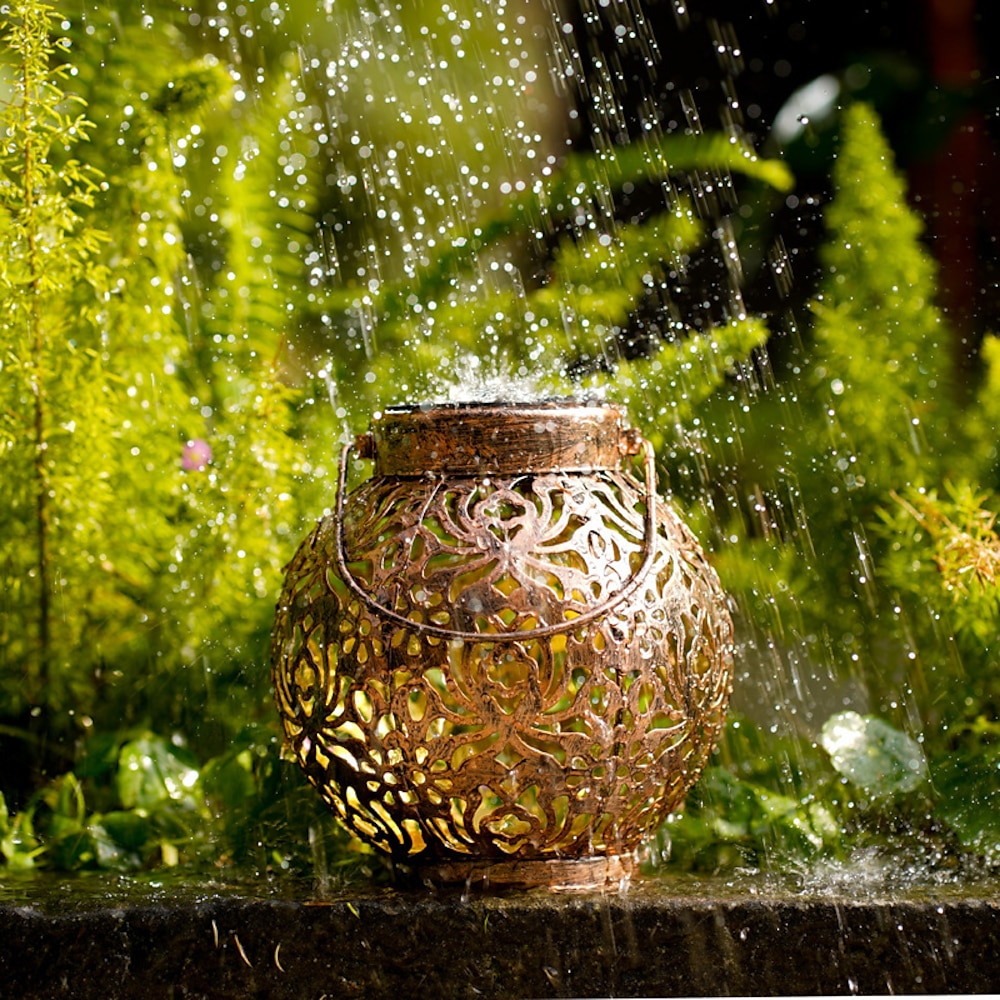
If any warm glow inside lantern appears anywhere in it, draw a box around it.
[271,401,733,887]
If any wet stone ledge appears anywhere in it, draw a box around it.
[1,875,999,998]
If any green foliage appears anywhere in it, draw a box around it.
[819,710,927,797]
[801,101,960,647]
[1,0,995,887]
[810,102,955,488]
[968,332,1000,480]
[0,0,328,808]
[353,204,708,405]
[0,726,381,876]
[0,0,112,712]
[933,743,1000,867]
[1,787,41,869]
[0,0,788,874]
[653,748,845,872]
[335,185,776,436]
[884,484,999,641]
[546,133,794,205]
[658,709,955,876]
[709,103,967,672]
[613,316,771,445]
[684,102,1000,873]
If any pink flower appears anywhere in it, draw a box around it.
[181,438,213,471]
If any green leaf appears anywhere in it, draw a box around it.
[47,773,87,839]
[657,759,844,872]
[76,731,127,780]
[99,809,152,851]
[820,711,927,796]
[548,132,795,201]
[116,735,200,811]
[87,819,144,871]
[932,749,1000,861]
[201,749,257,816]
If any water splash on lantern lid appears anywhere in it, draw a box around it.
[365,398,643,476]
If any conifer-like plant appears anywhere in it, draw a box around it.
[663,102,1000,872]
[0,0,324,796]
[0,0,111,718]
[811,102,955,488]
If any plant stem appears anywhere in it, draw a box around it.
[21,19,52,685]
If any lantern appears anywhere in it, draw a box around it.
[271,401,733,887]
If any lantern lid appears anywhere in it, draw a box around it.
[363,399,641,476]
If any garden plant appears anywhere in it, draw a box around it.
[1,0,997,882]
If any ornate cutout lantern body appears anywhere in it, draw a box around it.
[272,401,733,886]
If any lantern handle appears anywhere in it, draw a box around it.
[333,436,659,642]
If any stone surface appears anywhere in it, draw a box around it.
[1,876,999,998]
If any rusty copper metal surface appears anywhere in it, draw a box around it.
[271,402,733,883]
[416,854,636,890]
[369,401,640,476]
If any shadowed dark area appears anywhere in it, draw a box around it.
[2,876,1000,998]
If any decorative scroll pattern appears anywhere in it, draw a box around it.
[272,470,733,863]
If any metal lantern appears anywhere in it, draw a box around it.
[271,401,733,887]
